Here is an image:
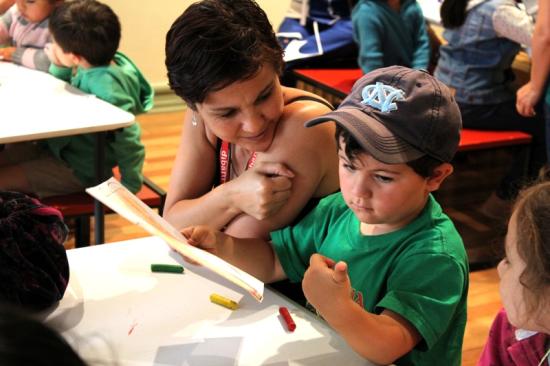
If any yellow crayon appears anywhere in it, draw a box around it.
[210,293,239,310]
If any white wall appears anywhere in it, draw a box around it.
[102,0,291,89]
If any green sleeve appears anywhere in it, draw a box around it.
[270,193,342,282]
[111,124,145,194]
[49,63,72,82]
[377,252,468,350]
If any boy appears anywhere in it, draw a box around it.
[44,0,153,194]
[183,66,468,365]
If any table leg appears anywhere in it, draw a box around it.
[94,132,106,244]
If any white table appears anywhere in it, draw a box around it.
[44,237,372,366]
[0,62,135,243]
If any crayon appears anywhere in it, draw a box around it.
[210,293,239,310]
[150,264,184,273]
[279,306,296,332]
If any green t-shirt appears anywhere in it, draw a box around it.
[271,192,469,366]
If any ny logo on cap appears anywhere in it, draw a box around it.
[361,82,405,113]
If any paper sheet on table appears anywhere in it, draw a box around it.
[86,178,264,302]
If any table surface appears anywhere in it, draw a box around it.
[44,237,371,366]
[0,62,134,144]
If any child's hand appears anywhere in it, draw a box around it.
[0,47,15,61]
[302,254,352,316]
[181,225,223,264]
[44,43,61,66]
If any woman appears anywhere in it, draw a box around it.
[164,0,339,240]
[434,0,547,219]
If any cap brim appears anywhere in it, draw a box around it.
[305,107,425,164]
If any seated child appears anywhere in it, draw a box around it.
[0,190,69,310]
[0,0,61,71]
[182,66,469,365]
[351,0,430,74]
[0,0,153,197]
[478,180,550,366]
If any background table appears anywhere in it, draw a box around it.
[0,62,135,243]
[44,237,372,366]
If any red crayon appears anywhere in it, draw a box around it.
[279,306,296,332]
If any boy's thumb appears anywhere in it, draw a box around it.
[332,261,348,284]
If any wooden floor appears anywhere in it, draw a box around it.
[72,110,502,366]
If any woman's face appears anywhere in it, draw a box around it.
[196,64,284,153]
[497,211,550,332]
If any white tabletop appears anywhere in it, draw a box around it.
[417,0,442,25]
[44,237,371,366]
[0,62,134,144]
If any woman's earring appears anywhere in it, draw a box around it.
[191,112,198,127]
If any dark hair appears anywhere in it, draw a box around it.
[0,191,69,311]
[0,305,87,365]
[49,0,121,66]
[512,180,550,318]
[165,0,284,108]
[335,125,443,178]
[440,0,468,28]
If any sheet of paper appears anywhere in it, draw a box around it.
[86,178,264,302]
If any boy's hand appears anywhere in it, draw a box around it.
[302,254,352,316]
[228,161,294,220]
[181,225,223,264]
[0,47,15,61]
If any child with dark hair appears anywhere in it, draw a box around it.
[0,0,153,198]
[181,66,469,365]
[435,0,547,219]
[0,0,62,71]
[0,190,69,310]
[478,179,550,365]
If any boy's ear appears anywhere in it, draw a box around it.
[426,163,453,192]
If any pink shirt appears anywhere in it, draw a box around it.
[478,308,549,366]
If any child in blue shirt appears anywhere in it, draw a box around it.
[182,66,468,365]
[352,0,430,73]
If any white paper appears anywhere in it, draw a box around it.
[86,178,264,302]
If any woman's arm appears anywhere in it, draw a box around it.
[516,0,550,116]
[163,110,242,231]
[163,110,296,232]
[224,93,339,239]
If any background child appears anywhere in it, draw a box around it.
[434,0,547,220]
[0,0,153,198]
[0,0,61,71]
[478,180,550,365]
[182,66,469,365]
[351,0,430,74]
[0,190,69,311]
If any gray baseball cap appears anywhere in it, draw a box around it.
[305,66,462,163]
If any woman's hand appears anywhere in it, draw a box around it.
[516,81,541,117]
[302,254,352,317]
[228,161,294,220]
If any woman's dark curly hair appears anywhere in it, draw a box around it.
[165,0,284,109]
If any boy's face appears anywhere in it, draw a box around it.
[338,138,444,234]
[50,40,76,67]
[16,0,57,23]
